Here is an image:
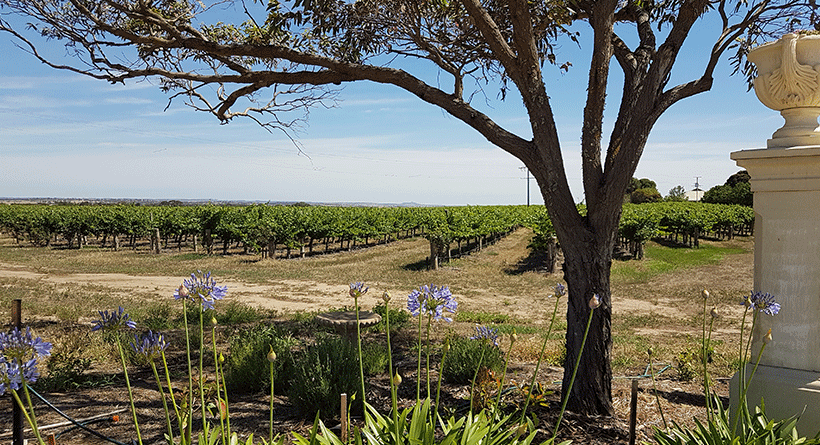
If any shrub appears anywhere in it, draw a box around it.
[361,341,389,376]
[139,302,175,331]
[287,335,365,417]
[224,324,297,394]
[442,335,505,384]
[215,300,266,325]
[676,347,698,381]
[371,302,411,332]
[36,330,95,391]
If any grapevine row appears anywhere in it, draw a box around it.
[0,202,753,263]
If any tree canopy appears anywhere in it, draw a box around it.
[703,169,753,206]
[1,0,816,415]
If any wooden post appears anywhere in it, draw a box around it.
[340,393,348,443]
[628,379,638,445]
[12,299,23,445]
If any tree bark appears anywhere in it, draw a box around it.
[561,239,614,415]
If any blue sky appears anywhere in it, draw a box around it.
[0,10,781,206]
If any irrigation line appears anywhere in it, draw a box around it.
[25,387,133,445]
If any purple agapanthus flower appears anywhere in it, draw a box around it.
[470,325,499,347]
[174,270,227,311]
[349,282,369,299]
[0,327,51,395]
[743,291,781,316]
[131,330,169,361]
[0,327,52,360]
[0,357,37,395]
[554,283,567,298]
[407,284,457,322]
[91,306,137,332]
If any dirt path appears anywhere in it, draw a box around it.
[0,262,360,314]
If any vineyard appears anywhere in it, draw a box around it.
[0,201,754,268]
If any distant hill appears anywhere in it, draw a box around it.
[0,197,432,207]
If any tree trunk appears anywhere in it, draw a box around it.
[152,228,161,254]
[428,239,439,270]
[545,236,557,273]
[561,242,614,416]
[267,239,276,259]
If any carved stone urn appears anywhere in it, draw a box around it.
[748,32,820,147]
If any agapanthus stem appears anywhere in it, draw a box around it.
[182,299,194,444]
[733,342,768,436]
[385,302,399,430]
[425,314,433,400]
[416,311,423,402]
[117,340,143,445]
[704,316,715,420]
[212,324,226,445]
[355,297,367,409]
[648,359,667,430]
[160,351,182,433]
[469,346,487,412]
[553,304,596,438]
[700,297,709,421]
[496,336,514,408]
[520,295,560,424]
[433,338,449,426]
[220,358,231,437]
[269,357,275,445]
[198,309,208,442]
[151,360,175,444]
[10,388,46,445]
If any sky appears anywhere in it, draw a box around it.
[0,7,783,206]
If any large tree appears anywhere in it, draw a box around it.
[1,0,815,415]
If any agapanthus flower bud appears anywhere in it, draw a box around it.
[392,372,402,386]
[219,352,225,364]
[589,294,601,309]
[710,307,719,318]
[701,289,710,300]
[764,329,773,345]
[444,338,450,352]
[267,346,277,363]
[510,331,518,344]
[211,316,218,326]
[176,284,189,299]
[554,283,567,298]
[382,290,392,303]
[647,347,654,356]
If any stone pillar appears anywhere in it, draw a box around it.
[729,146,820,435]
[728,32,820,435]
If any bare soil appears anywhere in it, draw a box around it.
[0,229,753,445]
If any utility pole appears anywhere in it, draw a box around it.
[694,176,703,201]
[520,166,532,206]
